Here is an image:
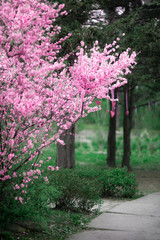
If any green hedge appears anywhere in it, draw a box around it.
[99,168,138,198]
[48,167,138,212]
[49,169,102,212]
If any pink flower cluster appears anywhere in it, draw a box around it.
[0,0,137,203]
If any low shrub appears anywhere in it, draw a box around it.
[48,169,102,212]
[47,167,138,213]
[100,168,138,198]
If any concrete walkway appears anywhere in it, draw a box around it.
[68,192,160,240]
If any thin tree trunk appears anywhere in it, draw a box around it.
[107,91,117,168]
[56,124,75,169]
[122,85,134,171]
[116,102,120,130]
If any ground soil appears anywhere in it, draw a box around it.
[135,170,160,195]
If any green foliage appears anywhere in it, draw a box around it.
[100,168,138,198]
[0,174,59,230]
[76,150,106,167]
[115,129,160,169]
[45,210,93,240]
[48,168,138,214]
[0,171,98,239]
[130,130,160,169]
[0,209,93,240]
[48,169,102,212]
[47,0,102,59]
[76,167,138,198]
[136,106,160,130]
[40,143,57,167]
[75,119,160,170]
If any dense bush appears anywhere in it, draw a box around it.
[47,167,138,212]
[49,169,102,212]
[76,167,138,198]
[100,168,138,198]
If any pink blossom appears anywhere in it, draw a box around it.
[1,175,11,181]
[48,166,54,171]
[61,11,68,16]
[8,153,14,161]
[0,170,6,176]
[36,169,41,175]
[14,184,20,190]
[33,176,38,179]
[13,172,17,177]
[57,139,65,145]
[0,0,136,201]
[9,139,14,147]
[19,197,23,204]
[28,140,33,149]
[44,176,49,183]
[80,41,85,47]
[22,147,27,153]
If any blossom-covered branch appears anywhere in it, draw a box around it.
[0,0,137,202]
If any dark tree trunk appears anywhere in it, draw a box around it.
[107,91,117,168]
[116,88,121,130]
[56,124,75,169]
[122,85,134,171]
[56,55,76,169]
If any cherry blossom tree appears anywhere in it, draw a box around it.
[0,0,136,202]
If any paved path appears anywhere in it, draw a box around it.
[68,192,160,240]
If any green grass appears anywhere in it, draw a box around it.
[1,210,96,240]
[75,126,160,171]
[76,151,106,168]
[40,125,159,171]
[40,110,160,171]
[116,130,160,170]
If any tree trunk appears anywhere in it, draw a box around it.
[122,86,134,171]
[107,92,117,168]
[116,88,121,130]
[56,124,75,169]
[56,54,76,169]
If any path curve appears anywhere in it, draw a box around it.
[68,192,160,240]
